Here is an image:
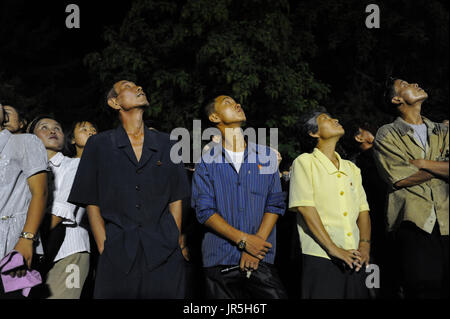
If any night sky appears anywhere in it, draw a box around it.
[1,0,449,134]
[1,0,130,127]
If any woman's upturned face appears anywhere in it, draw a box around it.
[33,118,65,152]
[72,121,97,148]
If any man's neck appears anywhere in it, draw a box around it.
[400,102,423,125]
[218,124,246,152]
[120,108,145,136]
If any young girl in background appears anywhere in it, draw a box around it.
[67,120,97,158]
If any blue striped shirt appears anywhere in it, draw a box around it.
[191,142,286,267]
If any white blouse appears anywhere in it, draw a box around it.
[48,152,90,261]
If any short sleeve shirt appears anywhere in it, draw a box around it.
[68,126,190,274]
[288,148,370,260]
[373,116,449,235]
[0,130,48,258]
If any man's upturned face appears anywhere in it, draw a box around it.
[393,79,428,105]
[113,80,149,110]
[33,118,65,152]
[211,96,246,126]
[315,113,345,139]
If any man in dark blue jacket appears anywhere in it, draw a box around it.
[68,80,190,299]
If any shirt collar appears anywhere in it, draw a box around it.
[49,152,64,167]
[115,125,160,152]
[394,116,438,136]
[0,129,12,154]
[203,138,263,163]
[313,148,348,175]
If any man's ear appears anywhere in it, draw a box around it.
[354,134,364,143]
[108,97,121,110]
[309,131,320,139]
[209,112,221,124]
[391,96,403,105]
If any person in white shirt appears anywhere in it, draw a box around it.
[29,115,90,299]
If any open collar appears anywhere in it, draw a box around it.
[394,116,438,136]
[48,152,64,167]
[114,125,160,167]
[313,148,349,176]
[115,125,160,152]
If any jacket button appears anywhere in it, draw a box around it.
[136,185,140,191]
[136,204,141,209]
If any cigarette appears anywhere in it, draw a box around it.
[221,265,240,273]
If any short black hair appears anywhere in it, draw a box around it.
[298,106,329,153]
[383,77,398,107]
[204,97,217,122]
[106,86,118,104]
[202,93,233,125]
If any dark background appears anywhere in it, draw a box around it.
[0,0,448,164]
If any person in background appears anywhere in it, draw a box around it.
[2,104,28,134]
[67,120,98,158]
[274,151,302,299]
[289,108,371,299]
[66,119,99,299]
[192,95,287,299]
[29,115,90,299]
[343,121,393,298]
[0,103,48,299]
[374,78,448,299]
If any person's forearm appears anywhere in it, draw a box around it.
[296,206,336,253]
[357,211,371,244]
[50,215,63,230]
[169,200,182,234]
[256,213,279,240]
[87,205,106,254]
[421,160,449,179]
[22,188,47,235]
[22,172,48,235]
[204,213,244,244]
[394,170,434,188]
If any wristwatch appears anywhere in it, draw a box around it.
[237,239,246,251]
[19,232,37,242]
